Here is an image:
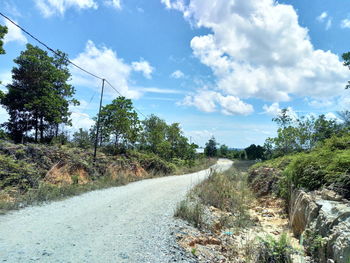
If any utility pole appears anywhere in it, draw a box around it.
[93,79,105,162]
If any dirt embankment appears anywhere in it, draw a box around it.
[174,160,303,262]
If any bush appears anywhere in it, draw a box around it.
[250,135,350,200]
[256,233,294,263]
[0,154,39,191]
[194,169,252,217]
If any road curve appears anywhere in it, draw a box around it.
[0,159,232,263]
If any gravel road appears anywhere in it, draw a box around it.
[0,159,232,263]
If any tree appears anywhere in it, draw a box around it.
[140,114,168,153]
[0,24,7,55]
[245,144,265,160]
[72,128,91,149]
[97,97,141,149]
[219,144,229,157]
[342,52,350,89]
[204,136,218,157]
[338,111,350,128]
[1,44,78,143]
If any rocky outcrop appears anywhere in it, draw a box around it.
[248,167,281,196]
[289,189,350,263]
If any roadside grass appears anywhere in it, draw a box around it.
[174,157,217,175]
[0,156,217,214]
[174,162,254,230]
[0,173,139,214]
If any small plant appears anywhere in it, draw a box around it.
[191,248,196,256]
[256,233,294,263]
[174,200,205,228]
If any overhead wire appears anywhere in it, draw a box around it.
[0,11,148,119]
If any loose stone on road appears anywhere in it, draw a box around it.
[0,159,232,263]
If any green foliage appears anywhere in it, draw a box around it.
[194,167,252,226]
[96,97,140,149]
[0,24,7,55]
[219,144,229,157]
[267,110,342,157]
[251,134,350,199]
[303,230,326,259]
[127,150,176,175]
[72,128,92,149]
[1,44,79,143]
[0,154,39,191]
[204,136,218,157]
[139,114,197,161]
[245,144,265,160]
[342,52,350,89]
[256,233,294,263]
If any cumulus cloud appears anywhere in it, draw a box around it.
[71,40,140,99]
[341,19,350,29]
[131,59,154,79]
[162,0,349,115]
[104,0,121,10]
[182,90,254,115]
[171,70,185,79]
[262,102,281,116]
[3,18,27,45]
[262,103,297,121]
[35,0,98,17]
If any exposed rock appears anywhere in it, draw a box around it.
[289,189,350,263]
[289,190,320,237]
[248,167,280,197]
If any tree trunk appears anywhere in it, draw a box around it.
[34,117,38,142]
[55,123,59,138]
[40,117,44,142]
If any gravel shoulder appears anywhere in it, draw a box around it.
[0,159,232,263]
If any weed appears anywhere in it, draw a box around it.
[256,233,294,263]
[174,199,205,229]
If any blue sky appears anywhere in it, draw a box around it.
[0,0,350,148]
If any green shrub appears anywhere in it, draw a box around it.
[256,233,294,263]
[0,154,39,191]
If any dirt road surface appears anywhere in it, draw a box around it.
[0,159,232,263]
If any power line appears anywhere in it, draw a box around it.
[105,80,146,118]
[0,11,148,119]
[0,12,103,81]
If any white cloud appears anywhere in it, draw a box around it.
[316,12,332,30]
[317,12,328,22]
[307,98,334,108]
[341,19,350,29]
[171,70,185,79]
[162,0,349,115]
[325,112,338,121]
[0,71,12,86]
[69,112,95,130]
[262,103,298,121]
[35,0,98,17]
[3,18,27,45]
[182,90,254,115]
[131,59,154,79]
[0,106,9,125]
[104,0,121,10]
[262,102,281,116]
[71,40,140,99]
[138,87,182,94]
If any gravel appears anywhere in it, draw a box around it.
[0,159,232,263]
